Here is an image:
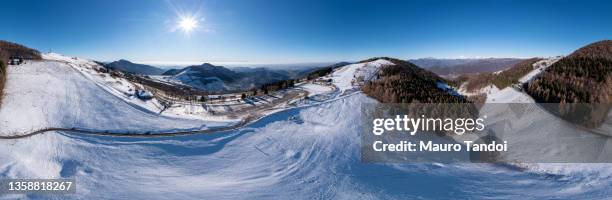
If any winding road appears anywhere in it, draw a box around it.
[0,89,358,140]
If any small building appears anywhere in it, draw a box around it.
[8,56,24,65]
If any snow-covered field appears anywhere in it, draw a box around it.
[329,59,393,92]
[455,57,562,103]
[485,86,533,103]
[458,84,500,97]
[1,56,611,199]
[0,60,229,135]
[43,53,169,113]
[296,82,335,97]
[518,56,562,84]
[484,57,562,103]
[2,94,612,199]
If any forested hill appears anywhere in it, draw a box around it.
[362,57,469,103]
[568,40,612,60]
[0,40,42,62]
[526,40,612,103]
[459,58,542,92]
[106,59,166,75]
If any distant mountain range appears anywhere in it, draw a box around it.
[104,60,326,92]
[409,58,523,76]
[157,62,325,92]
[106,59,166,75]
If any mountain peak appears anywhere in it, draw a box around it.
[189,62,225,69]
[198,62,216,67]
[107,59,165,75]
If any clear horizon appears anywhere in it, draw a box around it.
[134,56,543,68]
[1,0,611,64]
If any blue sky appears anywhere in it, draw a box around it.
[1,0,611,64]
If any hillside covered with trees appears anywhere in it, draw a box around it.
[525,40,612,128]
[0,40,41,62]
[526,40,612,103]
[362,57,469,103]
[459,58,542,92]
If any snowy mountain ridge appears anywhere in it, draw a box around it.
[105,59,166,75]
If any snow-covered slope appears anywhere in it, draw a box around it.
[329,59,394,92]
[485,87,534,103]
[458,84,500,97]
[0,55,234,135]
[171,68,230,91]
[483,57,562,103]
[454,57,562,103]
[2,94,612,199]
[43,53,168,113]
[518,56,562,84]
[478,102,612,162]
[47,53,251,122]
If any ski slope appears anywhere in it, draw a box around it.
[484,57,562,103]
[329,59,393,92]
[0,59,233,135]
[454,57,562,103]
[2,94,612,199]
[485,87,534,103]
[518,56,562,84]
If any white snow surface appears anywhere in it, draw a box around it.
[485,87,534,103]
[0,57,232,135]
[330,59,394,92]
[296,83,335,97]
[456,57,562,103]
[482,57,562,103]
[458,84,500,97]
[518,56,562,83]
[2,94,612,199]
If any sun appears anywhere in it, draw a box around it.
[178,16,198,33]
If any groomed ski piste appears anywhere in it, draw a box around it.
[456,57,564,103]
[1,55,612,199]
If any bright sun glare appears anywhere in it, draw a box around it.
[178,16,198,33]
